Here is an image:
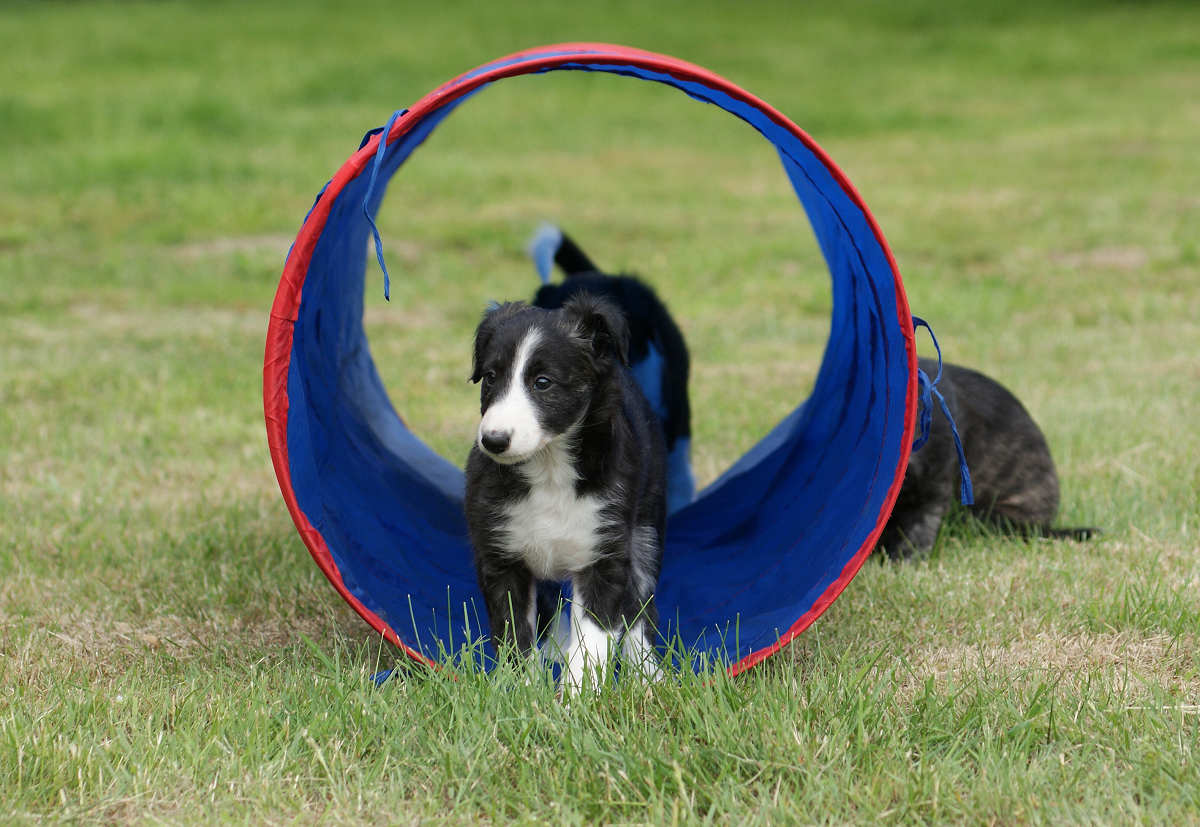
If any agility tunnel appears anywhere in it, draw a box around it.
[264,44,918,675]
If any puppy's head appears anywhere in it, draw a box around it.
[470,293,629,465]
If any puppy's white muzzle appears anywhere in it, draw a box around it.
[478,382,549,463]
[478,330,548,464]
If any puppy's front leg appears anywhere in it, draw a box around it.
[564,560,631,693]
[478,560,537,662]
[564,595,617,694]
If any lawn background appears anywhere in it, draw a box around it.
[1,1,1198,824]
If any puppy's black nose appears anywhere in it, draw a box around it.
[481,430,512,455]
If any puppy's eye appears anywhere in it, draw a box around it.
[533,376,552,391]
[482,371,497,387]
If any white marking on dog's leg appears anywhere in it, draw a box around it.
[621,619,663,684]
[521,581,540,685]
[525,581,538,648]
[478,330,547,462]
[540,598,569,668]
[564,599,615,694]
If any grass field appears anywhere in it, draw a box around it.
[2,1,1199,824]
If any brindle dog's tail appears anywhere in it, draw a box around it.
[1043,526,1102,541]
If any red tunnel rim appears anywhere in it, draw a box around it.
[264,42,918,677]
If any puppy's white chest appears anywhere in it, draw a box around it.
[503,449,604,579]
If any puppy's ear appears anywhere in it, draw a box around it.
[470,301,525,383]
[564,291,630,367]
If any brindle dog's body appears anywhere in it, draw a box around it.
[879,359,1098,559]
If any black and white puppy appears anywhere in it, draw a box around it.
[879,358,1099,559]
[529,226,694,513]
[463,293,668,691]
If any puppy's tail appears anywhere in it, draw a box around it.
[1044,526,1103,541]
[527,222,599,284]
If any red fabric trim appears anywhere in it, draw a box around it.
[264,42,916,677]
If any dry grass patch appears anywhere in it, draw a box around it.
[906,630,1200,702]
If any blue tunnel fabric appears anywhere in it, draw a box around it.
[272,46,914,672]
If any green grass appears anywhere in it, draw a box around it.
[2,0,1199,823]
